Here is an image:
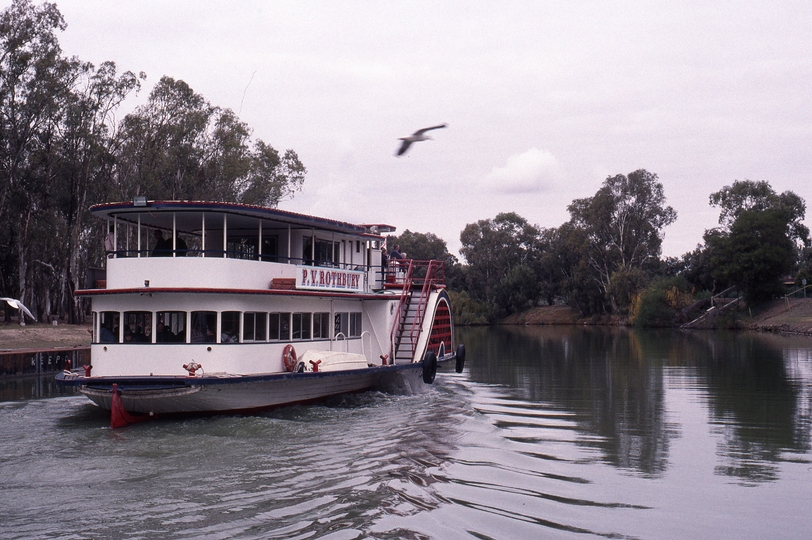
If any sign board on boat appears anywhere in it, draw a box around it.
[296,266,365,292]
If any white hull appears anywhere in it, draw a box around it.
[73,361,439,416]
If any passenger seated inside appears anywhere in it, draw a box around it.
[156,322,177,343]
[132,326,149,342]
[99,322,116,343]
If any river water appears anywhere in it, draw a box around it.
[1,326,811,539]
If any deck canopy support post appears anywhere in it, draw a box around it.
[201,213,206,258]
[223,213,228,258]
[258,219,263,260]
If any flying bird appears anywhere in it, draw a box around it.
[396,123,447,156]
[1,297,36,323]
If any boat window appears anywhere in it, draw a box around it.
[269,313,291,341]
[221,311,240,343]
[227,237,256,260]
[157,311,187,343]
[191,311,216,343]
[334,312,348,338]
[292,313,311,340]
[123,311,152,343]
[97,311,119,343]
[350,313,362,337]
[313,312,331,339]
[334,312,362,338]
[303,238,341,267]
[243,312,267,342]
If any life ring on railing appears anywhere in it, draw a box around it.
[283,344,297,372]
[422,350,437,384]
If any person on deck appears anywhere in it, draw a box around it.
[152,230,172,257]
[389,244,406,273]
[104,225,115,258]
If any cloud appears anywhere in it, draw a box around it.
[484,148,560,194]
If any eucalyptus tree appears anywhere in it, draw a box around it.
[709,179,809,246]
[706,208,797,304]
[567,169,676,312]
[113,76,305,205]
[54,62,143,321]
[459,212,542,316]
[539,222,604,314]
[702,180,809,304]
[0,1,306,324]
[0,0,77,318]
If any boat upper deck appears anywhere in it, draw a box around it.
[86,200,410,294]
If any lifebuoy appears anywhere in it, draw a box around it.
[455,344,466,373]
[422,350,437,384]
[283,344,297,372]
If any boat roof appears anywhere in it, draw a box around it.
[91,200,392,237]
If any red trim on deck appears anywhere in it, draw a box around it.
[74,286,395,300]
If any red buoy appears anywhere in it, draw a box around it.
[110,383,151,429]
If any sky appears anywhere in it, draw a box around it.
[50,0,812,259]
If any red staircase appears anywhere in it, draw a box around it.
[387,260,445,363]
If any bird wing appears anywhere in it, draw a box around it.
[1,297,37,322]
[396,139,413,156]
[413,123,447,136]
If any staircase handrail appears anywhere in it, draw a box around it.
[407,260,442,356]
[389,261,417,358]
[387,259,445,361]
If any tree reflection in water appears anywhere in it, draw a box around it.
[458,325,812,483]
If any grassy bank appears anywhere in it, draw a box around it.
[500,298,812,335]
[0,323,92,351]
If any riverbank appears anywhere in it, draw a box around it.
[0,323,91,351]
[501,298,812,335]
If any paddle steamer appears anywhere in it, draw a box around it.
[56,200,463,427]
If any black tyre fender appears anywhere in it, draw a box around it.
[455,344,466,373]
[422,350,437,384]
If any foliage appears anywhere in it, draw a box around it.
[448,290,489,325]
[679,242,722,294]
[709,179,809,246]
[631,276,693,327]
[607,267,649,315]
[536,222,601,314]
[566,169,676,312]
[0,1,306,323]
[459,212,542,312]
[707,208,797,304]
[493,265,539,318]
[113,76,305,205]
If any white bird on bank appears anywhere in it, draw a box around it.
[396,123,447,156]
[1,297,36,323]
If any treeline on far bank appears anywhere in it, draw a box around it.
[388,174,811,328]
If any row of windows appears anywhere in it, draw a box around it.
[95,310,363,344]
